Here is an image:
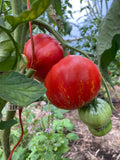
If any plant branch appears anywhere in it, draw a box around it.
[102,76,116,111]
[94,0,100,17]
[87,0,97,19]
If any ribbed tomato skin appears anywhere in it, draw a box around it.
[44,55,101,110]
[24,34,63,82]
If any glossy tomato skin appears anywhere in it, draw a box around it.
[24,34,63,82]
[44,55,101,110]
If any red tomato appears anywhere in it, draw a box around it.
[24,34,63,82]
[44,55,101,110]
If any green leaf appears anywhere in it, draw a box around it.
[6,0,52,30]
[97,0,120,83]
[43,104,69,119]
[0,119,17,130]
[44,152,54,160]
[53,0,62,16]
[62,119,74,131]
[38,134,47,142]
[0,27,17,71]
[66,133,79,141]
[0,71,46,106]
[57,139,69,153]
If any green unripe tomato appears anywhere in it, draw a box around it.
[78,98,111,128]
[88,120,112,137]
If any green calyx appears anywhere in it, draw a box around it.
[88,120,112,137]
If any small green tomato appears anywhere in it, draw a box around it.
[78,98,112,128]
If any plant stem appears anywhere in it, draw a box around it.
[10,0,28,54]
[25,68,35,78]
[102,76,116,111]
[1,111,16,160]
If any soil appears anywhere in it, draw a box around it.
[62,85,120,160]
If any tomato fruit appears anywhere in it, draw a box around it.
[44,55,101,110]
[24,34,63,82]
[78,98,112,128]
[88,120,112,137]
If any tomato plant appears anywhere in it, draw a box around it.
[24,34,64,82]
[44,55,101,110]
[0,0,119,159]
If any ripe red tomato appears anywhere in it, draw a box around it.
[24,34,63,82]
[44,55,101,110]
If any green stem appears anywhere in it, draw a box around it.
[102,76,116,111]
[10,0,28,54]
[32,20,90,59]
[0,111,16,160]
[0,26,20,58]
[25,68,35,78]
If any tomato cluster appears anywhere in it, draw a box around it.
[24,33,112,136]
